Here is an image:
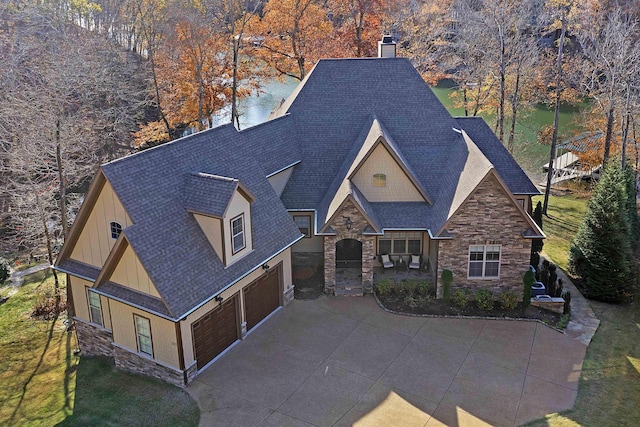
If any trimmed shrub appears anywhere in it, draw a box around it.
[417,279,431,297]
[475,289,494,311]
[523,269,534,307]
[451,289,471,308]
[441,269,453,299]
[375,279,391,297]
[499,290,519,310]
[563,291,572,315]
[529,252,540,272]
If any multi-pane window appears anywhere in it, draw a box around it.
[468,245,501,278]
[294,215,311,238]
[87,289,103,326]
[378,232,422,254]
[134,315,153,356]
[373,173,387,188]
[231,214,245,253]
[110,221,122,239]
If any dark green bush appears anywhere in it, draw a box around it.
[441,269,453,299]
[375,279,391,297]
[0,258,9,286]
[475,289,494,311]
[417,279,431,297]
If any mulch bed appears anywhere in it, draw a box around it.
[377,294,564,326]
[293,265,324,300]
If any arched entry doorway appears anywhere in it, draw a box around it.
[336,238,362,268]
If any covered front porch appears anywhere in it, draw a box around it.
[335,261,436,296]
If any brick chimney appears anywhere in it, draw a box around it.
[377,35,396,58]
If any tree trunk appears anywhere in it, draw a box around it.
[463,87,469,117]
[543,10,566,216]
[621,83,631,170]
[507,67,521,154]
[55,119,68,239]
[35,189,60,300]
[603,103,615,166]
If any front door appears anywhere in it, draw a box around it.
[335,238,362,268]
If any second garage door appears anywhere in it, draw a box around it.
[244,263,281,331]
[192,295,239,370]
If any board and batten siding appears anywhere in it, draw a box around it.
[179,248,293,368]
[109,299,180,369]
[70,276,112,330]
[109,244,161,298]
[352,144,423,202]
[70,180,132,268]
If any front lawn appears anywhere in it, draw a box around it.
[0,271,199,426]
[523,192,640,426]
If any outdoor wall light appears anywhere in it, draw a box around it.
[262,263,270,271]
[343,216,352,230]
[214,295,224,306]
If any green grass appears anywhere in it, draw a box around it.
[532,193,590,271]
[0,272,199,427]
[522,194,640,426]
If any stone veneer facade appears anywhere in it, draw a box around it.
[323,199,375,294]
[437,174,532,297]
[75,318,114,357]
[113,344,186,388]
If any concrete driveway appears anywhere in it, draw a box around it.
[187,295,586,427]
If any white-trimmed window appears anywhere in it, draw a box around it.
[87,289,103,326]
[294,215,311,238]
[373,173,387,188]
[110,221,122,239]
[134,315,153,356]
[468,245,501,278]
[378,232,422,255]
[231,214,245,254]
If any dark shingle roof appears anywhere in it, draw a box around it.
[183,173,238,217]
[456,117,540,195]
[61,57,538,320]
[99,123,302,319]
[275,58,537,233]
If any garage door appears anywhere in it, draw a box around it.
[192,295,238,370]
[244,264,281,331]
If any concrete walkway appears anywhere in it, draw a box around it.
[187,295,588,427]
[1,263,50,299]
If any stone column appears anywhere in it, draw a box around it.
[324,236,336,294]
[362,236,375,293]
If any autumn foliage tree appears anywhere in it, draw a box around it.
[249,0,333,80]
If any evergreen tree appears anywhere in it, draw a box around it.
[569,162,634,302]
[531,201,544,254]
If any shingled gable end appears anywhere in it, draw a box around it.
[55,57,543,386]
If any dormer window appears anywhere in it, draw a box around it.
[373,173,387,188]
[231,214,245,254]
[110,221,122,239]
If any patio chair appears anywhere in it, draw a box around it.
[408,254,422,274]
[379,254,394,272]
